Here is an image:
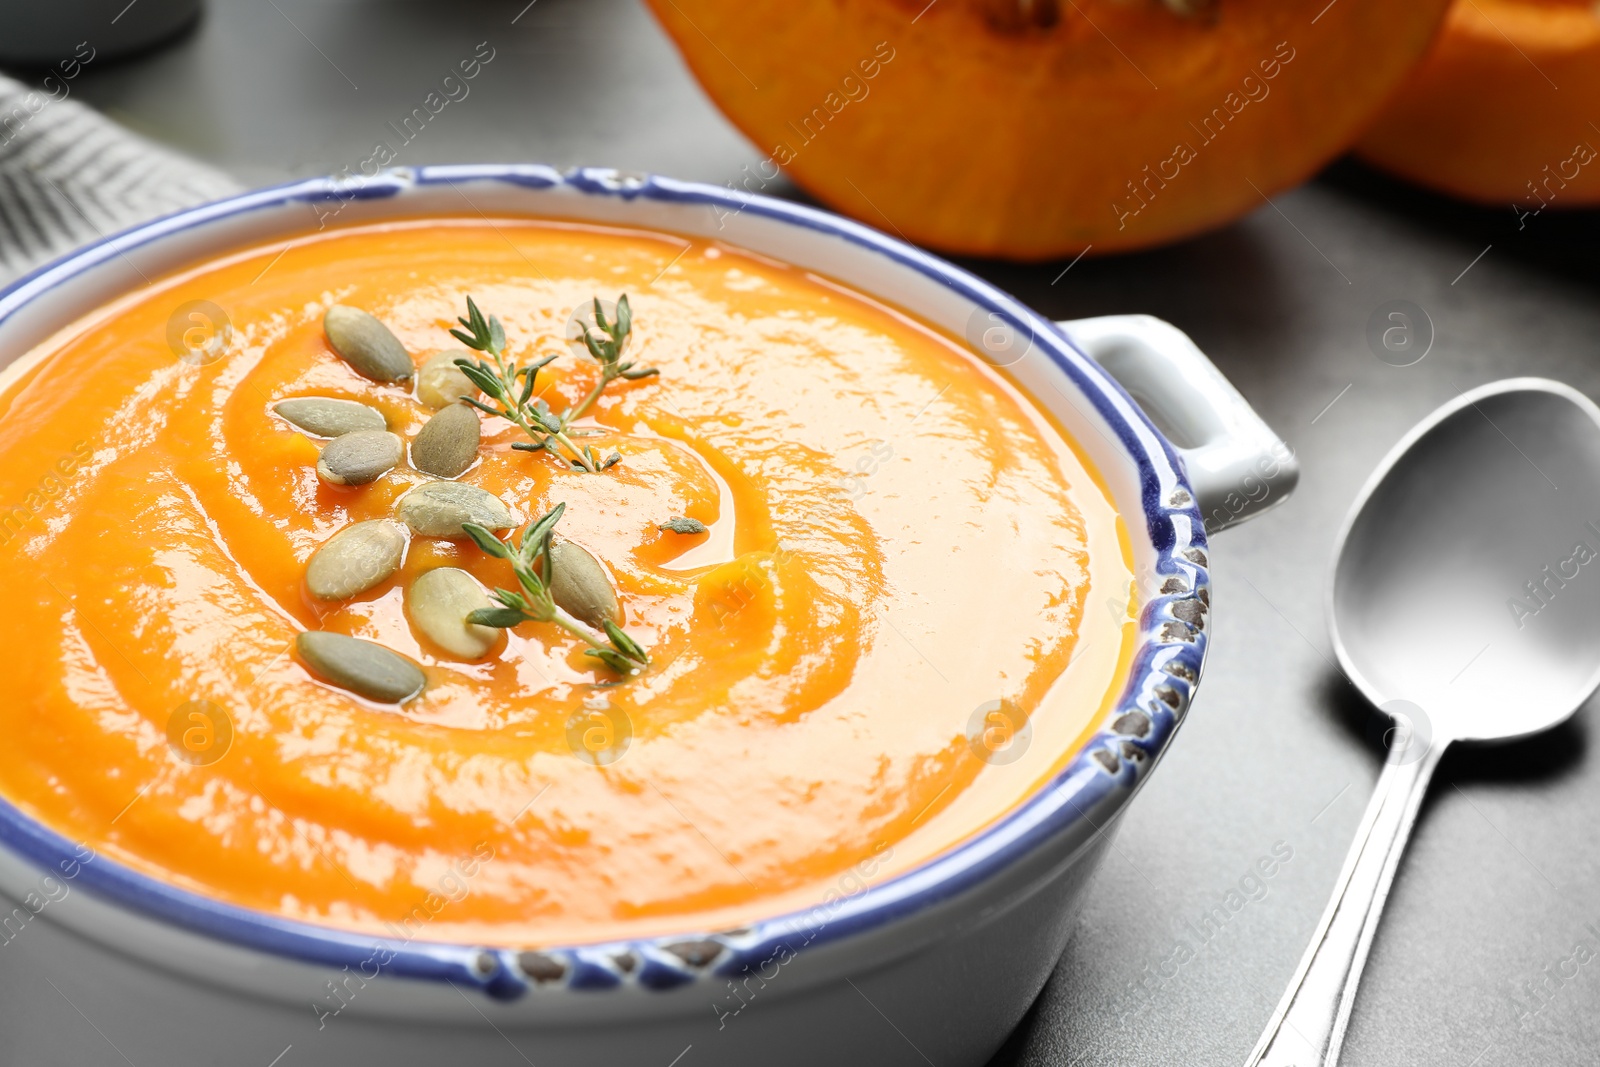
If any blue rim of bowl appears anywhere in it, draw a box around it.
[0,164,1210,999]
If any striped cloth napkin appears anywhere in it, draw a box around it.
[0,73,239,286]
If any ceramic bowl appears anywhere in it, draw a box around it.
[0,166,1296,1067]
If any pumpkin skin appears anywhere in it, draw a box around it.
[1357,0,1600,208]
[644,0,1451,259]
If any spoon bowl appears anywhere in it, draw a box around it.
[1246,378,1600,1067]
[1331,378,1600,744]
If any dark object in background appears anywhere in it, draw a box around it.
[0,0,201,65]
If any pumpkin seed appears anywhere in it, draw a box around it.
[406,567,499,658]
[411,403,481,479]
[297,631,425,704]
[305,520,406,600]
[417,351,480,409]
[397,481,513,537]
[316,430,403,485]
[547,538,619,629]
[323,305,415,383]
[274,397,386,437]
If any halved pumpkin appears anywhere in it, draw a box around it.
[645,0,1451,259]
[1357,0,1600,207]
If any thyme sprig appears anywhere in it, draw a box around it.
[449,294,653,473]
[461,503,650,675]
[450,297,599,472]
[563,295,657,428]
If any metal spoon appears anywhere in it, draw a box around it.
[1245,378,1600,1067]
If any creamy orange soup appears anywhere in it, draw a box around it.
[0,219,1134,946]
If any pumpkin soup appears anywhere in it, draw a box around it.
[0,219,1134,947]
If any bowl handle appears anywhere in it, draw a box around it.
[1055,314,1298,533]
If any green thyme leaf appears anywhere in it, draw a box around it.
[658,517,707,535]
[585,647,637,673]
[468,606,528,629]
[461,522,512,559]
[603,618,648,663]
[522,502,567,555]
[459,394,505,420]
[615,293,632,343]
[582,327,608,364]
[490,587,532,612]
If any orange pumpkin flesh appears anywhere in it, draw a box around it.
[1357,0,1600,207]
[645,0,1451,259]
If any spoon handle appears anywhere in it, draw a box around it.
[1243,739,1447,1067]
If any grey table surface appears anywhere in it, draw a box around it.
[19,1,1600,1064]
